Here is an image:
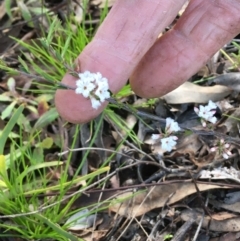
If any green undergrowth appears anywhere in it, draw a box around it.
[0,4,146,240]
[0,105,111,240]
[1,2,239,240]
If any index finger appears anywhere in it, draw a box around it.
[55,0,187,123]
[130,0,240,98]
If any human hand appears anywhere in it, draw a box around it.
[55,0,240,124]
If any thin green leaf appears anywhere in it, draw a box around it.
[0,155,6,176]
[17,161,63,183]
[33,107,59,130]
[17,1,33,27]
[61,34,72,58]
[18,56,29,73]
[4,0,12,19]
[35,214,79,241]
[32,147,44,164]
[0,105,24,154]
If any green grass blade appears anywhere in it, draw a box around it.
[34,214,79,241]
[33,107,59,130]
[0,105,24,154]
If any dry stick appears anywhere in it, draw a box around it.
[134,217,150,240]
[107,116,150,156]
[191,173,212,218]
[171,200,205,241]
[115,184,158,241]
[9,70,76,90]
[148,192,175,240]
[192,212,204,241]
[186,177,210,241]
[25,177,240,200]
[105,115,157,162]
[171,217,196,241]
[90,167,110,241]
[28,178,194,199]
[106,213,125,240]
[192,195,209,241]
[60,147,195,174]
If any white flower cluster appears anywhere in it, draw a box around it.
[151,118,180,152]
[75,71,110,109]
[150,100,231,159]
[210,139,232,159]
[194,100,217,127]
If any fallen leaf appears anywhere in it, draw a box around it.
[162,82,232,104]
[220,106,240,137]
[181,208,240,232]
[209,232,240,241]
[210,199,240,214]
[212,212,238,221]
[110,182,230,217]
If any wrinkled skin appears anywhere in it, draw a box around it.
[55,0,240,124]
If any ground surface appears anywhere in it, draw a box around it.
[1,1,240,241]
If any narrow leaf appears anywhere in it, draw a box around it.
[0,105,24,154]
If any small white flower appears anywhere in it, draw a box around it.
[94,72,108,84]
[78,71,95,82]
[161,136,178,152]
[95,73,109,89]
[94,72,103,80]
[75,71,111,109]
[75,79,95,98]
[95,87,110,102]
[94,74,110,102]
[222,152,230,159]
[197,106,215,119]
[194,100,217,125]
[165,118,180,133]
[90,96,101,109]
[208,116,217,124]
[222,150,232,159]
[206,100,217,111]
